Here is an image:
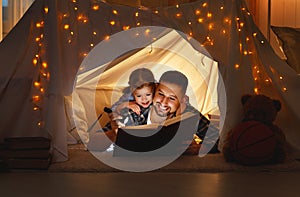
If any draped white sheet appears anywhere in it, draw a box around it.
[73,27,223,144]
[1,0,299,162]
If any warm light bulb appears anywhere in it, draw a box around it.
[195,10,201,15]
[224,18,230,23]
[32,95,40,102]
[135,12,139,17]
[92,5,99,10]
[123,26,130,30]
[234,64,240,69]
[42,62,48,69]
[197,18,204,23]
[176,13,182,18]
[44,7,49,14]
[64,24,70,30]
[254,88,258,94]
[33,58,38,65]
[34,82,41,87]
[202,3,207,7]
[36,22,43,28]
[113,10,118,15]
[110,21,116,25]
[207,12,212,18]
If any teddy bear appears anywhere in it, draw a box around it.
[222,94,287,165]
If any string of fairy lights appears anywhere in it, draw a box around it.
[31,5,50,128]
[30,0,287,128]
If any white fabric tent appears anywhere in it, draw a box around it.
[72,26,223,145]
[1,0,300,162]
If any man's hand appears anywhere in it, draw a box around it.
[109,112,125,134]
[116,101,141,115]
[127,102,141,115]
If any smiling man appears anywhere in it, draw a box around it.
[87,70,218,155]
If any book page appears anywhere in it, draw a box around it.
[163,111,198,126]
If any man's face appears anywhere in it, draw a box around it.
[152,81,185,117]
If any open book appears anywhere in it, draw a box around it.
[114,111,200,156]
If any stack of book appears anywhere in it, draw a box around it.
[0,137,51,170]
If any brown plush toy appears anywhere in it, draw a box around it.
[222,94,287,165]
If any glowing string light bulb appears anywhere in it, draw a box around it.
[197,18,204,23]
[32,95,40,102]
[42,62,48,69]
[34,81,41,87]
[92,5,99,10]
[33,58,38,65]
[64,24,70,30]
[112,10,118,15]
[44,7,49,14]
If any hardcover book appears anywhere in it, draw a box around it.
[114,111,200,156]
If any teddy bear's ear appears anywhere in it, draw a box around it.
[273,99,281,112]
[241,94,252,105]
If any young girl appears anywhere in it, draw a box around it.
[110,68,156,127]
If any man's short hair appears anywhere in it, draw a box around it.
[159,70,188,94]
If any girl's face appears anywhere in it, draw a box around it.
[132,86,153,108]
